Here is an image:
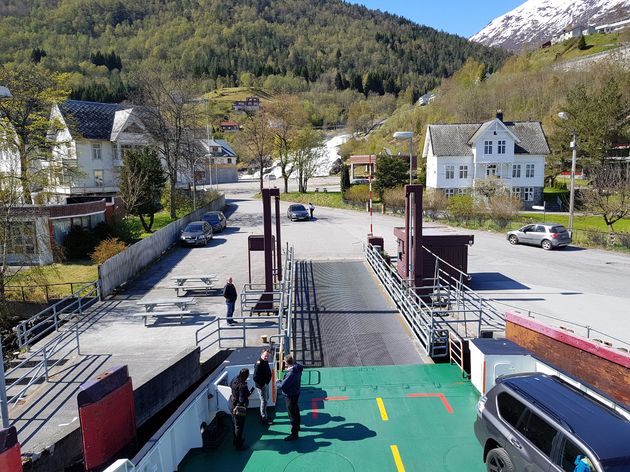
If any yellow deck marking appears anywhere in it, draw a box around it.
[390,445,406,472]
[376,397,389,421]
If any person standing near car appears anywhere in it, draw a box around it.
[253,348,273,425]
[229,368,254,450]
[223,277,238,325]
[308,202,315,220]
[278,354,303,441]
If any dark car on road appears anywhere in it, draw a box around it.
[179,221,213,246]
[202,211,227,233]
[287,204,310,221]
[474,373,630,472]
[507,223,571,250]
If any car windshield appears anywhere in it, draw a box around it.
[550,226,567,233]
[185,224,203,232]
[291,205,306,211]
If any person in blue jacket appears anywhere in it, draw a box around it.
[278,354,303,441]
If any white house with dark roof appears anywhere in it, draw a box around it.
[422,112,550,209]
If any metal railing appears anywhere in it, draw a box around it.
[195,245,295,357]
[4,323,81,405]
[13,282,99,350]
[449,333,465,377]
[3,281,95,303]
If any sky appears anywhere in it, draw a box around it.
[350,0,525,38]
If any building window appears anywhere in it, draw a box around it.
[92,143,102,160]
[444,188,455,197]
[519,187,534,201]
[459,165,468,179]
[7,222,36,255]
[457,188,468,195]
[226,158,232,164]
[512,164,521,178]
[445,165,455,179]
[526,164,535,178]
[497,140,506,154]
[94,170,104,187]
[484,140,493,155]
[486,164,497,177]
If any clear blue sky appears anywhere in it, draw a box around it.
[350,0,524,38]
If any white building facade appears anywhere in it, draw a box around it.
[423,115,549,209]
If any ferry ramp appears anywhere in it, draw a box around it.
[291,260,426,367]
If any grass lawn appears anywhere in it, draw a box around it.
[517,213,630,233]
[6,261,98,301]
[532,32,622,67]
[126,210,179,239]
[279,191,350,209]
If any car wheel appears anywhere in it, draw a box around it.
[486,448,514,472]
[541,239,552,250]
[508,235,518,245]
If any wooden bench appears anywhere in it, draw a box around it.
[170,275,217,297]
[131,310,192,326]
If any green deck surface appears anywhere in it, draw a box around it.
[179,364,485,472]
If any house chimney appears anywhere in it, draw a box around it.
[496,109,504,122]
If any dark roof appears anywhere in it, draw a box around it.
[427,121,550,157]
[59,100,128,140]
[500,373,630,462]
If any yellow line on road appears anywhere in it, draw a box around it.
[390,445,406,472]
[376,397,389,421]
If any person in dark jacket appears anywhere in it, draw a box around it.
[278,354,303,441]
[229,368,254,450]
[223,276,238,325]
[253,348,273,425]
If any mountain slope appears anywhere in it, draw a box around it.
[0,0,509,99]
[470,0,630,51]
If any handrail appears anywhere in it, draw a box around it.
[3,280,96,303]
[448,333,466,377]
[12,281,99,350]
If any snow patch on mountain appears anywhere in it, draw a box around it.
[470,0,630,51]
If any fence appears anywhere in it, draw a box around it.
[3,281,94,303]
[98,195,225,298]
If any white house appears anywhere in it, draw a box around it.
[422,112,550,209]
[596,18,630,34]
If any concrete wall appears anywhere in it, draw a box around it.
[23,347,209,472]
[98,195,225,297]
[505,312,630,407]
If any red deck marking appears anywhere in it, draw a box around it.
[310,396,349,419]
[407,393,454,414]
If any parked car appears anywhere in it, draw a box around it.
[202,211,227,233]
[287,204,310,221]
[350,178,370,185]
[474,373,630,472]
[507,223,571,250]
[179,221,213,246]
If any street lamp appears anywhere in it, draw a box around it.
[0,85,12,428]
[558,112,578,235]
[393,131,414,185]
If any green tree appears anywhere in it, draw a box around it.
[119,147,166,232]
[293,126,324,193]
[236,109,274,192]
[582,164,630,234]
[373,155,408,199]
[577,35,587,50]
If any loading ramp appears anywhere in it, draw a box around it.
[292,260,425,367]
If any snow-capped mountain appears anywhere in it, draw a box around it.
[470,0,630,51]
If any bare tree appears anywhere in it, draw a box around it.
[293,127,324,193]
[236,110,274,192]
[131,70,201,218]
[582,164,630,233]
[267,96,308,193]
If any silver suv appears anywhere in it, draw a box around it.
[474,373,630,472]
[507,223,571,250]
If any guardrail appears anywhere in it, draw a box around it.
[3,281,95,303]
[13,281,99,350]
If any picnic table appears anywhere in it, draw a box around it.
[170,274,218,296]
[134,297,197,326]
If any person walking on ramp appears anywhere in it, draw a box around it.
[278,354,303,441]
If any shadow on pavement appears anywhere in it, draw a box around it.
[468,272,530,291]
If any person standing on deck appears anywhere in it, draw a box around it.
[278,354,303,441]
[230,368,254,450]
[253,348,273,425]
[223,276,238,325]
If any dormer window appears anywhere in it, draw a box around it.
[498,140,506,154]
[484,140,493,155]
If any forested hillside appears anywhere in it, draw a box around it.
[0,0,509,102]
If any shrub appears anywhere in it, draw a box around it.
[424,189,448,219]
[447,195,475,222]
[382,186,405,210]
[111,218,141,243]
[617,232,630,249]
[91,238,127,264]
[63,225,98,260]
[488,195,522,229]
[343,184,370,203]
[586,230,607,246]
